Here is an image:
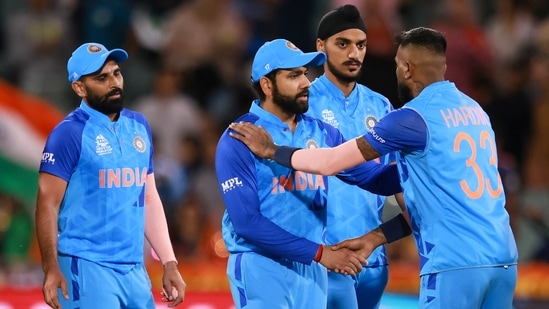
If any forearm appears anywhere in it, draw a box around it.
[35,174,66,272]
[35,201,60,271]
[276,138,366,175]
[144,174,177,265]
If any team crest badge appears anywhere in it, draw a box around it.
[305,139,319,149]
[364,115,378,130]
[133,136,146,153]
[286,41,299,51]
[87,44,102,53]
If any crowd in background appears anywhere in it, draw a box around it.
[1,0,549,291]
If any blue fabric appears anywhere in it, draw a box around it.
[217,99,397,308]
[418,265,517,308]
[362,81,518,276]
[307,74,394,262]
[40,101,153,272]
[327,266,388,309]
[58,255,154,308]
[226,252,327,309]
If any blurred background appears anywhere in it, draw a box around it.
[1,0,549,308]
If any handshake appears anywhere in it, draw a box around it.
[319,228,386,275]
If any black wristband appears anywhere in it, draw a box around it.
[273,146,301,168]
[379,213,411,243]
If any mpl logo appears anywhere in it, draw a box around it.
[221,177,243,194]
[41,152,55,164]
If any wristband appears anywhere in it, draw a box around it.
[379,213,411,243]
[274,146,301,168]
[313,245,324,262]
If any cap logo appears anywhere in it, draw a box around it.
[286,41,299,51]
[264,64,270,71]
[87,44,102,53]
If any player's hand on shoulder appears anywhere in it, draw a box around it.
[229,122,276,159]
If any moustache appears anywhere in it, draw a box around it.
[107,88,123,97]
[297,90,309,98]
[343,61,362,66]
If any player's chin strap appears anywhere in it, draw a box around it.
[379,213,412,243]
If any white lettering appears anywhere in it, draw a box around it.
[221,177,244,193]
[41,152,56,164]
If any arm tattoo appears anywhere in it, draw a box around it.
[356,137,381,161]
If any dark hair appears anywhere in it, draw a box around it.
[396,27,447,55]
[252,70,278,101]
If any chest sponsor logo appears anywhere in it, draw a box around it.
[321,109,339,128]
[133,136,146,153]
[220,177,243,194]
[96,134,113,155]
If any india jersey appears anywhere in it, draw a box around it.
[307,75,394,267]
[366,81,518,275]
[39,101,153,272]
[216,99,397,263]
[217,100,335,262]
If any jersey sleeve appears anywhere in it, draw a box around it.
[39,121,83,181]
[338,162,401,195]
[216,128,319,264]
[364,107,427,155]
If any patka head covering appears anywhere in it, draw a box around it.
[317,4,367,40]
[67,43,128,82]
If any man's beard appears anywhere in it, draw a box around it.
[86,87,125,115]
[327,59,361,84]
[272,84,309,114]
[397,82,413,104]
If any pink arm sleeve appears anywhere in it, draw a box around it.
[291,138,366,175]
[144,173,177,265]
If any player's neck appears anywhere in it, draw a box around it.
[326,72,356,98]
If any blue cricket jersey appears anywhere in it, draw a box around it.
[307,74,394,267]
[363,81,518,275]
[216,100,399,264]
[39,101,153,272]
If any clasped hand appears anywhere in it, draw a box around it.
[321,235,374,275]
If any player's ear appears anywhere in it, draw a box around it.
[260,76,272,96]
[316,38,325,52]
[71,81,86,98]
[404,61,414,79]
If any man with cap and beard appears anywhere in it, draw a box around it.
[215,38,402,308]
[35,43,186,309]
[229,27,519,309]
[307,5,409,309]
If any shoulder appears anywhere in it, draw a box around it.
[49,109,88,138]
[121,108,147,123]
[217,112,260,150]
[300,114,342,138]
